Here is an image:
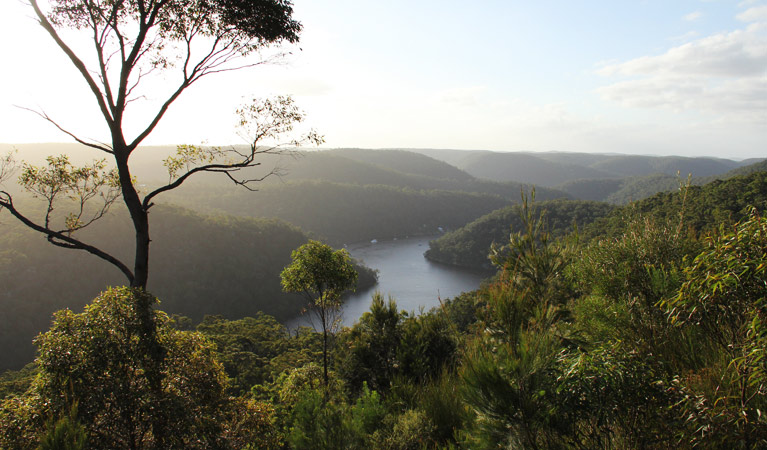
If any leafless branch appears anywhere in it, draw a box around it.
[29,0,115,125]
[15,106,114,154]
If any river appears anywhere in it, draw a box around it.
[287,235,487,329]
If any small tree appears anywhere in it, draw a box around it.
[280,240,358,388]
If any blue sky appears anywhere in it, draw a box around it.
[1,0,765,158]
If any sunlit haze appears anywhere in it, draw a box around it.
[0,0,765,158]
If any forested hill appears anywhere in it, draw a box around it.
[553,158,767,204]
[161,181,514,245]
[411,148,749,187]
[229,149,568,202]
[581,169,767,240]
[0,203,375,371]
[326,148,474,180]
[425,169,767,272]
[149,148,570,245]
[425,200,615,271]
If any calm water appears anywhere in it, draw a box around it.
[287,236,487,329]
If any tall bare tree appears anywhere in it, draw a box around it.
[0,0,317,290]
[0,2,319,445]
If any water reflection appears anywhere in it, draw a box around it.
[287,236,487,329]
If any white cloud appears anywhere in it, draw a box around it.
[598,30,767,77]
[737,5,767,22]
[596,19,767,123]
[684,11,704,21]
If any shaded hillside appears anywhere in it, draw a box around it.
[582,170,767,241]
[456,152,614,186]
[425,200,615,271]
[327,148,473,180]
[411,148,746,191]
[698,158,767,183]
[426,170,767,273]
[590,154,740,178]
[164,181,512,245]
[555,178,624,202]
[556,174,680,204]
[604,174,682,204]
[0,203,376,371]
[240,149,567,202]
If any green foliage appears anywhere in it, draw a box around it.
[287,388,348,450]
[281,240,359,309]
[195,313,321,396]
[572,212,693,316]
[553,342,682,448]
[219,397,282,450]
[1,287,230,449]
[18,154,120,234]
[38,404,88,450]
[274,364,351,450]
[0,363,37,400]
[281,240,358,388]
[373,409,436,450]
[418,372,470,445]
[461,325,562,449]
[460,193,575,449]
[661,209,767,446]
[341,292,404,394]
[427,199,612,271]
[397,311,458,384]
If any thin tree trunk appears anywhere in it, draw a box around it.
[114,142,167,446]
[113,145,150,290]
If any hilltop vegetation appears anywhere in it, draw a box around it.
[426,199,614,271]
[427,170,767,273]
[553,158,767,204]
[583,170,767,240]
[414,148,747,187]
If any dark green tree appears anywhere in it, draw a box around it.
[461,192,575,449]
[281,240,358,388]
[341,292,403,394]
[38,403,88,450]
[0,287,236,449]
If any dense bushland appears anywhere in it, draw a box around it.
[2,170,767,448]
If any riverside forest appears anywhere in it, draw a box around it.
[2,145,767,449]
[2,0,767,448]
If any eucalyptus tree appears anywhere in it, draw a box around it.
[0,4,317,444]
[0,0,317,290]
[281,240,358,388]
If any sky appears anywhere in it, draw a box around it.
[0,0,765,159]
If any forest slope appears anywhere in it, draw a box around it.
[427,169,767,272]
[426,200,615,271]
[0,203,375,371]
[163,181,514,245]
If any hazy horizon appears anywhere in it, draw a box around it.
[1,1,765,159]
